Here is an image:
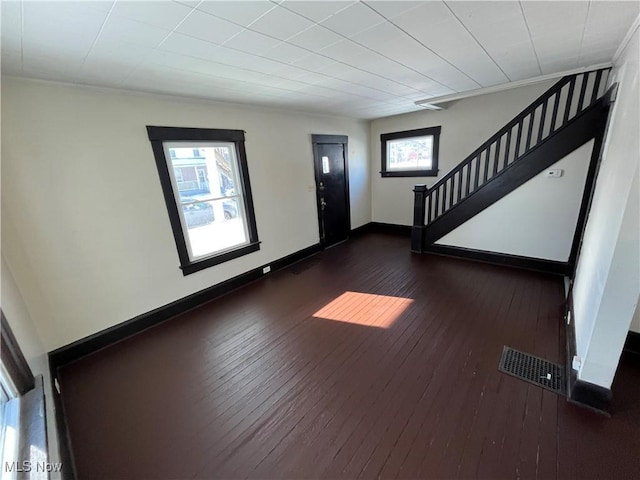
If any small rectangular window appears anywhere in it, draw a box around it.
[381,126,441,177]
[147,127,260,275]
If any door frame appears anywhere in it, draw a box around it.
[311,134,351,247]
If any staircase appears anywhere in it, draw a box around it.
[411,68,614,273]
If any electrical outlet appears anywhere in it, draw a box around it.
[546,169,563,178]
[263,266,271,274]
[572,355,582,371]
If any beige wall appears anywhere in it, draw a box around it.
[1,78,370,351]
[370,80,554,226]
[437,140,593,261]
[631,301,640,333]
[1,254,46,373]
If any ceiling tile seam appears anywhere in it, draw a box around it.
[165,3,424,100]
[276,42,432,99]
[276,1,455,95]
[222,43,426,103]
[154,68,291,97]
[173,0,200,9]
[292,26,452,95]
[518,1,542,75]
[218,28,245,48]
[4,73,374,120]
[217,1,279,46]
[51,1,420,110]
[157,2,202,49]
[158,2,434,102]
[206,0,278,33]
[362,0,482,90]
[278,22,341,50]
[442,1,512,83]
[576,1,592,68]
[115,3,202,89]
[79,0,117,71]
[207,14,432,100]
[133,42,403,107]
[145,61,360,103]
[193,32,427,103]
[277,1,354,31]
[105,2,196,37]
[252,0,283,25]
[166,39,412,105]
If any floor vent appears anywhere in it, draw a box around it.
[498,346,566,395]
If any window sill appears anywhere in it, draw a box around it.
[2,375,53,479]
[381,170,439,178]
[180,242,261,276]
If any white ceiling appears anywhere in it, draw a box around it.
[1,1,638,119]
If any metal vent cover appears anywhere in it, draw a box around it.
[498,346,565,395]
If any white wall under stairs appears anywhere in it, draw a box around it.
[572,21,640,385]
[435,140,594,262]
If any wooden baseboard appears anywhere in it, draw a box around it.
[565,290,612,415]
[624,331,640,356]
[48,242,322,480]
[568,379,613,415]
[50,370,77,480]
[565,292,578,403]
[48,243,321,371]
[372,222,412,236]
[351,222,411,236]
[350,223,374,236]
[425,244,570,276]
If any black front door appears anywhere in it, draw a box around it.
[312,135,350,247]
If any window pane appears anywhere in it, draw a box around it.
[169,144,239,199]
[181,198,248,259]
[0,363,19,479]
[165,142,249,261]
[0,365,17,402]
[387,135,433,170]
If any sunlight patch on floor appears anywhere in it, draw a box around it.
[313,291,413,329]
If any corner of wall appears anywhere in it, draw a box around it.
[572,25,640,388]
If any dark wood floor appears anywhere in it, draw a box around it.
[59,233,640,479]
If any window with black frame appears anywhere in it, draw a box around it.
[1,312,37,477]
[0,363,20,472]
[380,126,441,177]
[147,127,260,275]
